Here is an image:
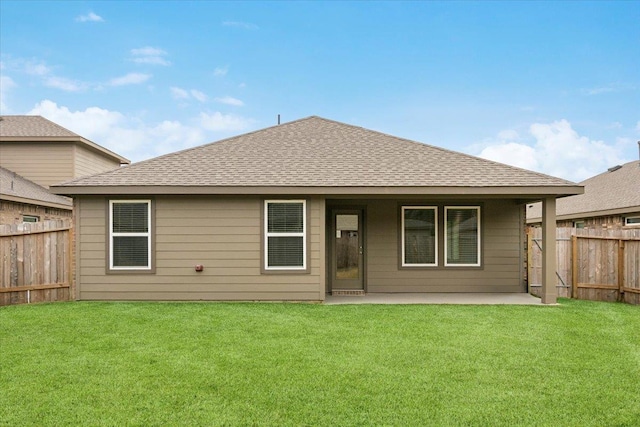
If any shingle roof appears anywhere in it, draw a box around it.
[527,160,640,221]
[0,115,80,137]
[54,116,579,193]
[0,115,130,164]
[0,167,72,208]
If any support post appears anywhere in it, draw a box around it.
[541,197,557,304]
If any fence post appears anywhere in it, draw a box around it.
[68,226,74,300]
[527,231,533,293]
[571,235,578,299]
[618,240,625,302]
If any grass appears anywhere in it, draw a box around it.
[1,299,639,426]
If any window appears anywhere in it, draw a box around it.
[573,220,585,229]
[264,200,306,270]
[445,207,480,267]
[22,215,39,223]
[625,216,640,226]
[402,207,437,266]
[109,200,151,270]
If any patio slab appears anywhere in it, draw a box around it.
[323,293,545,305]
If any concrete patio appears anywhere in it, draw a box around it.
[324,293,546,305]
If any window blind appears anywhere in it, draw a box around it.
[446,207,479,265]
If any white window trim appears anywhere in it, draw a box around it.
[401,206,438,267]
[444,206,481,267]
[624,215,640,226]
[109,200,152,270]
[264,199,306,271]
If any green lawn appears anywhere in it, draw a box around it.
[1,299,639,426]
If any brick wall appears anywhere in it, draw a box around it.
[0,200,72,225]
[558,214,639,230]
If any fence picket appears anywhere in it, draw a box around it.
[0,219,72,306]
[528,227,640,304]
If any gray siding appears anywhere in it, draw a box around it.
[76,195,325,301]
[368,199,523,292]
[346,199,524,293]
[0,143,74,188]
[74,145,122,178]
[75,195,525,300]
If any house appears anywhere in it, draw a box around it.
[527,160,640,229]
[0,166,72,224]
[0,115,130,189]
[52,116,582,304]
[0,115,129,225]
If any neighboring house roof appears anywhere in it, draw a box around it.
[0,166,72,210]
[0,115,130,165]
[52,116,582,198]
[527,160,640,222]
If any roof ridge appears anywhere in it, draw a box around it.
[35,115,83,137]
[579,159,640,184]
[304,116,580,185]
[54,116,582,191]
[0,165,73,206]
[0,114,81,137]
[78,115,324,175]
[0,165,44,188]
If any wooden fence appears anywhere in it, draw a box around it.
[0,219,73,306]
[528,227,640,304]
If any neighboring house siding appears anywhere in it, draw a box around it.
[74,145,121,178]
[75,196,324,301]
[364,199,523,293]
[0,200,72,225]
[0,143,74,188]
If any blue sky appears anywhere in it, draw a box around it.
[1,1,638,182]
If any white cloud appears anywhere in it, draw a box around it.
[76,12,104,22]
[131,47,170,66]
[131,47,164,56]
[4,58,92,92]
[222,21,258,30]
[108,73,151,86]
[44,76,87,92]
[497,129,519,140]
[213,66,228,77]
[476,119,628,182]
[24,61,50,76]
[199,112,252,132]
[170,87,208,103]
[190,90,208,103]
[480,143,538,171]
[26,100,254,162]
[0,75,17,113]
[29,100,124,140]
[214,96,244,107]
[583,86,616,96]
[170,87,190,100]
[582,83,636,96]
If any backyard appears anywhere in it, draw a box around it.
[1,299,638,426]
